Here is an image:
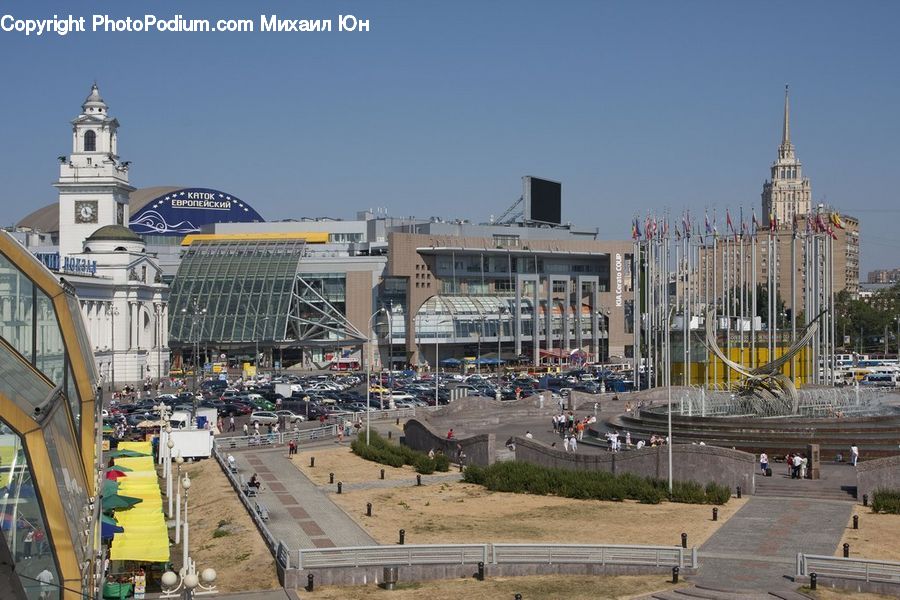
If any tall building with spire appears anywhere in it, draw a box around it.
[762,86,811,227]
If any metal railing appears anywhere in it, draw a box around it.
[492,544,693,568]
[298,543,694,570]
[298,544,489,569]
[215,425,337,450]
[797,553,900,584]
[212,445,279,552]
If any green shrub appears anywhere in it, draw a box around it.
[704,481,732,505]
[433,454,450,472]
[462,461,728,505]
[414,456,436,474]
[872,489,900,514]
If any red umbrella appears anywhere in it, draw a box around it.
[105,469,128,480]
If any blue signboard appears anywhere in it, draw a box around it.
[129,187,263,236]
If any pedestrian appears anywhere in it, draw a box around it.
[850,443,859,466]
[525,430,533,439]
[229,416,236,432]
[337,423,344,443]
[625,431,632,447]
[447,428,454,440]
[23,529,34,559]
[242,423,249,436]
[36,567,54,600]
[254,422,260,434]
[759,452,769,474]
[563,436,570,452]
[791,453,802,479]
[800,454,808,479]
[569,434,577,452]
[227,454,236,470]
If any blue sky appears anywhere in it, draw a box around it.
[1,1,898,271]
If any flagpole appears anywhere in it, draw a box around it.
[791,224,797,382]
[751,230,757,370]
[633,237,641,392]
[712,233,718,390]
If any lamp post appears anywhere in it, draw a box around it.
[166,430,174,517]
[386,302,394,409]
[174,453,184,544]
[161,472,218,599]
[365,308,387,445]
[255,315,270,379]
[181,299,207,409]
[154,303,164,384]
[106,304,120,393]
[497,306,508,381]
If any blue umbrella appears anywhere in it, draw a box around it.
[439,358,461,366]
[101,521,124,539]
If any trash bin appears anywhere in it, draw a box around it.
[383,566,398,590]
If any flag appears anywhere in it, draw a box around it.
[831,212,845,229]
[752,209,760,235]
[828,224,838,240]
[726,209,734,234]
[631,218,640,240]
[769,211,777,232]
[741,218,748,239]
[682,212,691,237]
[816,212,827,232]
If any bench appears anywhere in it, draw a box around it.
[255,501,269,521]
[239,475,258,497]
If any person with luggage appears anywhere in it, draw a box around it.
[759,452,769,474]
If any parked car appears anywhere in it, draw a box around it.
[250,411,279,426]
[275,410,305,423]
[219,403,252,417]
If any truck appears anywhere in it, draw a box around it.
[169,429,213,459]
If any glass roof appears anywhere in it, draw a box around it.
[168,239,305,343]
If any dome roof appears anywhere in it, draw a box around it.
[85,224,142,242]
[82,83,108,114]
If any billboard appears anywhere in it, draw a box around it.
[129,187,263,236]
[523,176,562,225]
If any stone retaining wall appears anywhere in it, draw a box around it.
[514,437,756,492]
[857,454,900,504]
[402,419,496,466]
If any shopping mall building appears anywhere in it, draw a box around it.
[13,84,637,378]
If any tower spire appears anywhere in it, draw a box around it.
[782,84,790,146]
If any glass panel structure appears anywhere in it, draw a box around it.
[0,420,59,600]
[169,239,306,343]
[35,290,65,387]
[0,253,34,362]
[0,340,53,416]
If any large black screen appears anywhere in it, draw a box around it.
[527,177,562,224]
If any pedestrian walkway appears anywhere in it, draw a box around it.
[232,446,376,549]
[694,496,853,591]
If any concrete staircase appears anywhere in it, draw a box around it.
[754,468,857,501]
[642,585,812,600]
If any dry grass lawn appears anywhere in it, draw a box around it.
[324,450,746,547]
[807,588,900,600]
[838,510,900,561]
[312,574,680,599]
[294,445,422,485]
[175,458,279,592]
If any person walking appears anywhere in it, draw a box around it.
[228,416,236,432]
[242,423,249,436]
[850,444,859,466]
[569,434,577,452]
[759,452,769,474]
[36,567,54,600]
[562,435,570,452]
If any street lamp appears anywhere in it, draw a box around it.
[255,315,270,379]
[497,306,508,382]
[181,299,207,405]
[161,472,218,599]
[105,304,120,393]
[154,303,164,384]
[365,308,387,445]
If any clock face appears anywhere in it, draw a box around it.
[75,201,98,224]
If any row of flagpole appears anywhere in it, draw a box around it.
[630,207,842,393]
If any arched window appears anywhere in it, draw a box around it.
[84,130,96,152]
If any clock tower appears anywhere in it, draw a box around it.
[56,84,135,257]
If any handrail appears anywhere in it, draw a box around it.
[298,542,692,570]
[798,553,900,584]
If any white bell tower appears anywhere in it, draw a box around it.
[56,84,135,258]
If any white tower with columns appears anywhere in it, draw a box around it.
[762,85,812,227]
[56,84,135,258]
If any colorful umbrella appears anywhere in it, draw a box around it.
[101,520,124,539]
[102,494,142,511]
[105,449,149,458]
[102,480,119,498]
[109,464,132,472]
[105,470,127,480]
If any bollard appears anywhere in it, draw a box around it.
[307,573,314,592]
[853,515,859,529]
[388,431,392,440]
[417,474,422,486]
[459,463,464,473]
[681,532,687,549]
[712,507,718,521]
[736,486,742,499]
[380,468,385,480]
[310,456,315,468]
[396,418,400,425]
[399,529,405,545]
[810,572,817,590]
[337,481,342,494]
[863,494,868,507]
[843,543,850,558]
[514,595,522,600]
[366,502,372,517]
[477,561,485,581]
[329,472,334,484]
[672,566,679,584]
